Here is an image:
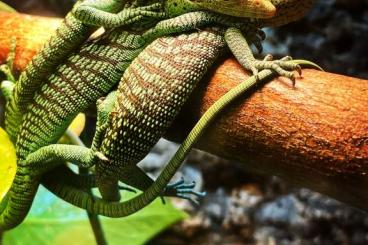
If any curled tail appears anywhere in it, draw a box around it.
[42,60,320,217]
[40,61,319,217]
[0,174,40,230]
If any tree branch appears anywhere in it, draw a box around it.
[1,12,367,211]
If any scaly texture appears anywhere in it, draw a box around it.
[0,8,261,231]
[42,28,235,215]
[95,28,230,201]
[4,0,164,141]
[40,0,316,207]
[0,0,167,230]
[163,0,277,18]
[0,28,147,230]
[41,0,316,215]
[1,0,316,230]
[42,40,319,215]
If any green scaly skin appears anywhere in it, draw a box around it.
[41,57,321,217]
[37,0,318,216]
[3,0,279,141]
[163,0,276,18]
[3,0,164,142]
[0,0,278,230]
[1,26,159,231]
[0,0,316,230]
[0,0,167,231]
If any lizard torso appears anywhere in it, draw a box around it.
[0,5,258,230]
[96,27,229,200]
[1,27,146,230]
[1,0,315,230]
[91,0,315,201]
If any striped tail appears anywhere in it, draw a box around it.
[0,173,40,230]
[40,60,319,217]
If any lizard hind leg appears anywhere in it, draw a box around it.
[225,27,302,82]
[116,165,206,204]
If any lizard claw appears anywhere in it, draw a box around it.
[248,29,265,54]
[162,177,206,205]
[249,55,302,83]
[95,152,109,162]
[257,29,266,41]
[295,64,302,76]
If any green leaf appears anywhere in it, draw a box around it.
[0,2,16,13]
[3,186,187,245]
[58,113,86,144]
[0,127,17,202]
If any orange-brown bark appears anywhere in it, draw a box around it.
[168,60,368,210]
[0,12,61,72]
[0,12,367,210]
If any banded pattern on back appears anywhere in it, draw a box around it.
[97,28,227,182]
[5,14,96,141]
[16,29,145,161]
[41,29,231,216]
[0,28,146,230]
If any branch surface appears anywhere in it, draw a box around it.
[0,12,367,210]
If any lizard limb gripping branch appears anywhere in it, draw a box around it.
[1,0,315,230]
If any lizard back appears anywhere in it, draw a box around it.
[97,28,227,187]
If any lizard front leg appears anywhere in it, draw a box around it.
[23,144,107,172]
[73,1,165,28]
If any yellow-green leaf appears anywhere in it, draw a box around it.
[59,113,86,144]
[68,113,86,136]
[4,187,187,245]
[0,1,16,13]
[0,127,17,202]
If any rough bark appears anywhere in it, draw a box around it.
[0,12,367,210]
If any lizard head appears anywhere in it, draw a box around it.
[164,0,276,18]
[261,0,315,27]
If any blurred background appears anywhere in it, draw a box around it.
[1,0,368,244]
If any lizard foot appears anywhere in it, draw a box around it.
[250,56,302,84]
[249,29,266,54]
[224,27,301,84]
[161,177,206,205]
